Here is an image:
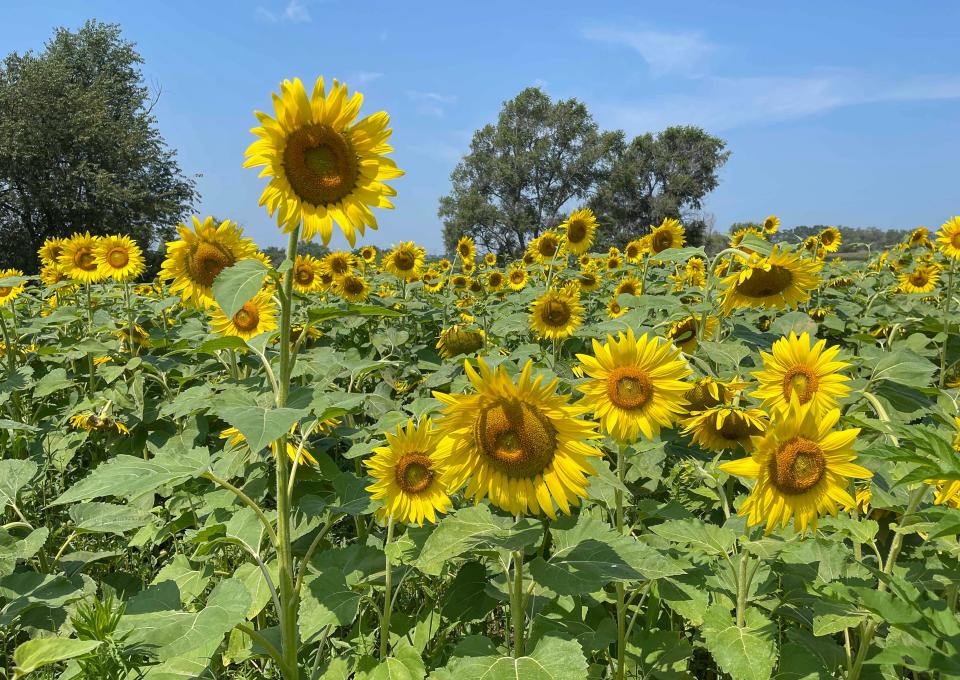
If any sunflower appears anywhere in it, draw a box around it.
[382,242,425,281]
[625,239,646,264]
[456,236,476,264]
[483,252,498,267]
[819,227,842,253]
[898,264,940,294]
[559,207,598,255]
[39,237,66,266]
[683,405,768,452]
[220,424,323,465]
[244,76,403,246]
[0,269,26,305]
[321,251,357,277]
[529,287,583,341]
[209,290,278,340]
[762,215,780,235]
[576,330,690,442]
[507,265,528,291]
[432,359,602,518]
[69,412,129,435]
[648,218,685,255]
[436,325,484,359]
[289,254,322,293]
[40,263,69,287]
[577,269,601,293]
[364,418,452,526]
[719,247,822,315]
[606,254,622,270]
[450,274,469,290]
[437,258,452,272]
[614,276,642,298]
[522,250,537,267]
[808,307,830,322]
[936,216,960,260]
[532,231,563,262]
[333,273,370,302]
[730,227,766,254]
[462,260,476,274]
[469,278,483,294]
[720,404,870,534]
[160,217,258,307]
[907,227,930,249]
[359,245,378,265]
[666,315,719,353]
[486,270,505,292]
[752,332,850,417]
[94,234,145,282]
[607,297,627,318]
[683,377,731,413]
[423,270,445,293]
[59,232,105,284]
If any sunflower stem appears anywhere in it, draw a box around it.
[736,548,751,628]
[615,443,627,680]
[124,282,137,358]
[939,258,955,388]
[275,226,301,680]
[512,547,525,658]
[84,283,95,392]
[380,515,395,659]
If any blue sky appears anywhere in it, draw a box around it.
[5,1,960,252]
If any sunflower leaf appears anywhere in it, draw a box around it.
[700,605,777,680]
[212,258,268,319]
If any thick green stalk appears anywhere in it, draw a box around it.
[124,282,137,357]
[615,443,627,680]
[512,549,525,658]
[85,284,95,391]
[275,227,301,680]
[939,259,956,388]
[380,516,395,659]
[736,550,750,628]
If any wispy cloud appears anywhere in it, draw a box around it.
[355,71,384,85]
[256,0,311,24]
[599,71,960,132]
[406,90,458,116]
[583,26,715,77]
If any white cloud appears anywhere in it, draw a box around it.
[583,26,715,77]
[256,0,311,24]
[406,90,458,117]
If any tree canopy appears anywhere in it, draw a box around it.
[0,20,196,273]
[437,88,729,257]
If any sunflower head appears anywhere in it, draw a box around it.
[529,287,583,341]
[59,232,105,284]
[762,215,780,234]
[0,269,26,305]
[898,264,939,294]
[819,227,842,252]
[683,405,768,452]
[614,276,642,298]
[456,236,477,263]
[437,325,485,359]
[244,77,403,246]
[936,216,960,260]
[683,377,731,413]
[507,265,528,291]
[720,247,822,315]
[560,207,598,255]
[666,315,719,354]
[625,239,646,263]
[383,242,425,281]
[752,332,850,416]
[577,269,600,292]
[95,234,145,282]
[39,237,66,265]
[359,245,378,264]
[209,290,278,340]
[532,231,563,261]
[486,270,505,291]
[607,297,627,318]
[649,218,685,254]
[334,274,370,302]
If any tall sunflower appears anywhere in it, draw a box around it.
[209,290,278,340]
[95,234,145,282]
[59,232,105,284]
[432,359,602,518]
[321,251,357,277]
[819,226,842,253]
[936,216,960,260]
[160,216,258,307]
[383,242,425,281]
[456,236,476,264]
[292,254,325,293]
[0,269,26,305]
[614,276,642,298]
[719,404,871,534]
[752,332,850,416]
[436,325,484,359]
[38,237,66,266]
[648,218,685,255]
[576,329,691,442]
[244,77,403,246]
[624,239,646,264]
[529,287,583,341]
[507,265,528,291]
[359,245,378,265]
[577,269,601,293]
[898,264,940,294]
[531,231,563,262]
[486,270,505,292]
[364,418,452,526]
[762,215,780,235]
[719,247,822,315]
[682,405,768,452]
[333,273,370,302]
[559,207,598,255]
[607,297,627,318]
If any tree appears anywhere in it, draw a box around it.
[438,87,618,258]
[0,20,196,273]
[589,126,729,249]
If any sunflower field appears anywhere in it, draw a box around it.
[2,76,960,680]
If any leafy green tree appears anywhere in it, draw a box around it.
[438,87,618,258]
[0,20,196,273]
[589,126,729,249]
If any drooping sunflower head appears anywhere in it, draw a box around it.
[666,314,719,354]
[292,254,324,293]
[59,232,105,284]
[94,234,145,282]
[0,269,26,305]
[649,218,685,255]
[364,418,452,526]
[209,290,278,340]
[577,268,601,293]
[907,227,930,249]
[69,412,129,435]
[614,276,642,298]
[456,236,477,263]
[243,76,403,246]
[683,376,731,413]
[762,215,780,234]
[39,237,66,266]
[560,207,598,255]
[333,273,370,302]
[160,216,258,307]
[752,331,850,416]
[40,263,69,287]
[683,405,768,452]
[807,307,830,322]
[522,250,537,267]
[507,265,528,291]
[576,329,692,442]
[720,404,871,534]
[898,264,940,294]
[432,359,601,518]
[529,287,583,341]
[720,247,822,315]
[383,241,425,281]
[936,216,960,260]
[819,226,842,252]
[436,325,485,359]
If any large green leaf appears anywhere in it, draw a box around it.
[300,543,383,642]
[212,258,268,319]
[650,518,737,556]
[410,505,513,576]
[0,460,38,509]
[864,346,936,389]
[0,528,49,577]
[13,638,102,678]
[357,642,425,680]
[700,606,777,680]
[308,304,404,323]
[430,635,588,680]
[69,502,153,536]
[51,447,210,505]
[216,404,306,454]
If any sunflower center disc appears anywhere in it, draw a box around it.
[579,273,596,287]
[617,282,638,296]
[672,320,697,345]
[190,242,234,287]
[395,453,434,493]
[394,252,415,271]
[108,248,129,268]
[233,306,260,332]
[75,248,97,272]
[489,273,502,287]
[773,437,826,494]
[538,238,559,257]
[685,381,725,412]
[541,299,571,327]
[910,272,927,286]
[344,277,364,295]
[737,265,793,298]
[328,256,350,275]
[626,244,639,258]
[782,366,818,404]
[651,230,673,253]
[283,124,360,207]
[567,220,587,243]
[952,234,960,248]
[607,367,653,410]
[295,266,314,285]
[0,287,10,296]
[476,399,557,478]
